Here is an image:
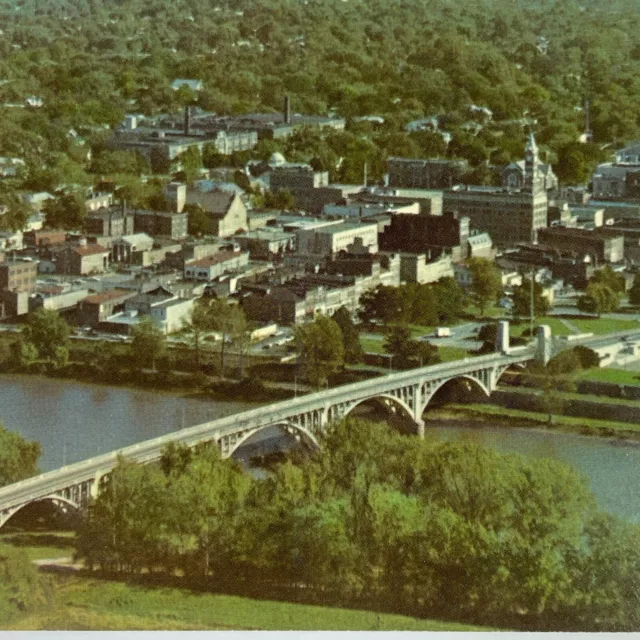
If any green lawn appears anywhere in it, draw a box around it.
[579,367,640,386]
[360,335,385,354]
[571,318,640,335]
[437,346,470,362]
[0,531,75,561]
[509,317,573,338]
[5,577,490,631]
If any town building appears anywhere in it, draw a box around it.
[592,143,640,200]
[235,228,296,260]
[102,286,195,334]
[501,158,558,193]
[111,233,154,263]
[537,227,625,264]
[56,242,110,275]
[395,252,454,284]
[76,289,137,326]
[295,221,379,259]
[380,210,470,261]
[0,260,37,293]
[184,251,250,281]
[184,187,248,237]
[443,135,548,246]
[350,187,443,216]
[133,209,188,239]
[85,207,134,238]
[387,157,469,189]
[241,257,399,325]
[23,229,66,249]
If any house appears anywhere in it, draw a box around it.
[235,228,296,260]
[57,242,110,275]
[184,188,248,237]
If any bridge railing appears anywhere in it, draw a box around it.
[0,349,536,511]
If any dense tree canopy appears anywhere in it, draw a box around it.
[1,0,640,192]
[75,417,640,631]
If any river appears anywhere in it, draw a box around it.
[0,374,255,471]
[1,374,640,522]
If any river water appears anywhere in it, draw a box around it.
[1,374,640,522]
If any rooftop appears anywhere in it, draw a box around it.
[187,251,244,268]
[73,244,109,257]
[82,289,134,305]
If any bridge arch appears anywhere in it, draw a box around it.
[342,393,417,426]
[225,421,321,459]
[421,374,491,415]
[0,494,81,530]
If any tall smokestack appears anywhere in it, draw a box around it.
[284,95,291,125]
[184,105,192,136]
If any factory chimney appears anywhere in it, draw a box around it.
[283,95,291,125]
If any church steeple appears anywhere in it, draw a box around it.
[524,131,540,193]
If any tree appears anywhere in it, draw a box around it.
[295,315,344,388]
[23,309,70,362]
[511,277,551,319]
[0,422,41,487]
[383,324,440,369]
[629,273,640,307]
[589,266,626,295]
[434,277,467,324]
[208,298,248,375]
[131,317,166,370]
[177,146,203,184]
[10,339,38,368]
[182,300,217,368]
[185,203,211,237]
[43,192,87,230]
[467,258,502,317]
[577,282,620,317]
[332,306,363,364]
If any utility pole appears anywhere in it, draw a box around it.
[530,266,535,340]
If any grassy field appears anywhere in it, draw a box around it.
[510,317,573,337]
[437,346,471,362]
[0,531,75,560]
[578,367,640,386]
[2,572,490,631]
[571,317,640,334]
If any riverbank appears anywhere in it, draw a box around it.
[426,404,640,443]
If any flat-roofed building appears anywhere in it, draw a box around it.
[388,157,469,189]
[57,242,110,275]
[380,210,469,261]
[537,227,625,264]
[184,251,249,281]
[296,221,379,258]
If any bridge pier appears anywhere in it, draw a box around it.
[416,420,425,439]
